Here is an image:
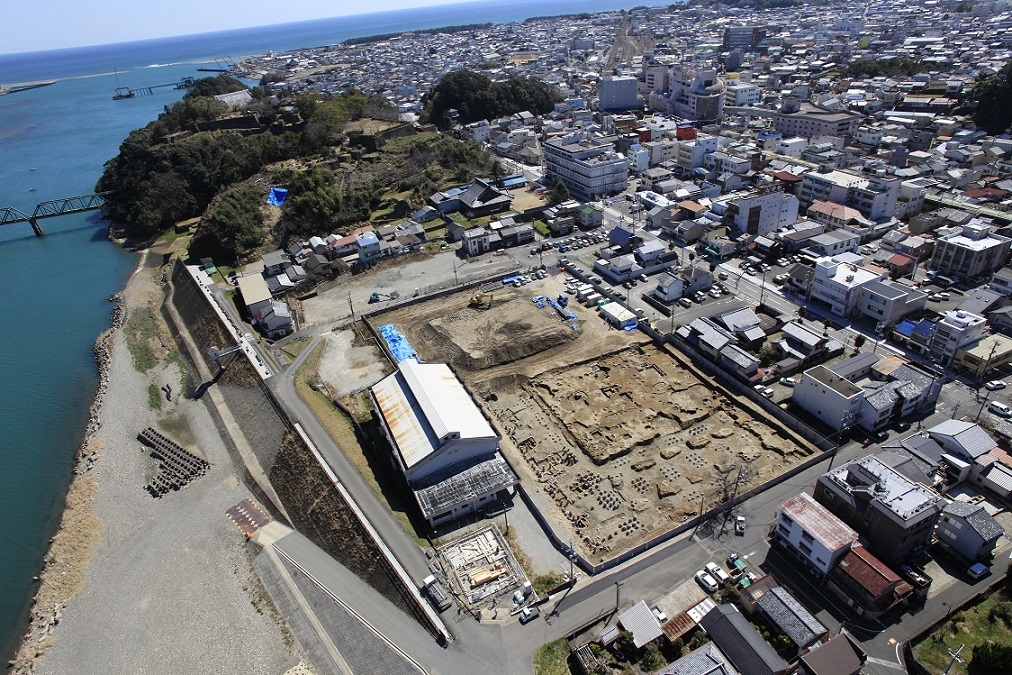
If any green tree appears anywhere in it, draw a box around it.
[188,183,265,264]
[549,178,570,204]
[973,61,1012,135]
[854,334,867,351]
[184,75,246,99]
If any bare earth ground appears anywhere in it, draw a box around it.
[316,329,390,397]
[16,258,295,675]
[377,274,816,564]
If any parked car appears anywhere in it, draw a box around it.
[753,384,765,393]
[896,421,912,432]
[705,562,731,586]
[779,377,797,387]
[988,401,1012,417]
[985,380,1007,391]
[735,516,746,536]
[968,562,990,580]
[678,297,693,308]
[695,570,719,593]
[519,606,540,624]
[762,388,775,399]
[872,430,889,443]
[718,271,729,280]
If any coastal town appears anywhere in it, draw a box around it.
[14,1,1012,674]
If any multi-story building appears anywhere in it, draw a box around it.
[798,167,900,223]
[543,132,629,201]
[665,66,725,122]
[773,100,863,141]
[719,184,799,238]
[774,492,859,575]
[675,134,719,173]
[853,280,928,326]
[929,222,1012,281]
[814,455,944,564]
[598,75,640,111]
[792,365,864,433]
[722,25,767,51]
[725,82,761,107]
[930,309,986,363]
[809,257,888,317]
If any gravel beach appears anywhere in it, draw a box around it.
[13,258,297,675]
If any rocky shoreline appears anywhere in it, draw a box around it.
[8,291,126,674]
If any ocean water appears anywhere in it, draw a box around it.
[0,0,653,660]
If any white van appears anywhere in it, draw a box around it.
[989,401,1012,417]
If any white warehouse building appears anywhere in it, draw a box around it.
[371,359,518,526]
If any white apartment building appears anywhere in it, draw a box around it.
[721,184,799,237]
[930,309,987,363]
[799,168,901,223]
[543,132,630,201]
[725,82,761,107]
[599,75,640,111]
[776,137,808,158]
[676,135,719,172]
[930,222,1012,281]
[775,492,859,575]
[703,151,752,176]
[809,257,887,317]
[792,365,864,433]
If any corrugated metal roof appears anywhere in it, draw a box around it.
[399,360,495,444]
[781,492,859,551]
[619,600,664,648]
[836,546,900,598]
[372,369,438,470]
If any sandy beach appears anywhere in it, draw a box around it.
[11,254,296,674]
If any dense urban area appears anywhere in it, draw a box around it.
[26,1,1012,674]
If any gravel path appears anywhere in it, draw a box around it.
[33,266,296,675]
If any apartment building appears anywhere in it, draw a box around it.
[543,132,630,201]
[929,222,1012,281]
[774,492,859,575]
[809,257,888,317]
[599,75,640,111]
[814,455,944,564]
[798,167,901,223]
[930,309,987,363]
[773,100,863,141]
[719,184,799,238]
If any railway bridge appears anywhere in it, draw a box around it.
[0,192,111,236]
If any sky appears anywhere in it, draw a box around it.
[1,0,459,55]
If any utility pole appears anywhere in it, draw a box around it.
[942,643,964,675]
[615,580,624,611]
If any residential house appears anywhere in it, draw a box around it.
[457,179,513,218]
[698,605,789,675]
[756,586,828,653]
[254,300,293,339]
[357,231,382,265]
[935,501,1005,562]
[262,249,291,276]
[798,633,867,675]
[953,333,1012,377]
[929,310,986,364]
[236,274,273,318]
[657,643,740,675]
[826,546,912,619]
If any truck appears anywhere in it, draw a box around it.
[583,293,602,307]
[421,575,452,612]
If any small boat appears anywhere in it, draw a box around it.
[28,167,37,171]
[28,187,36,192]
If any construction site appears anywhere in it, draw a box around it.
[437,526,530,614]
[375,274,816,564]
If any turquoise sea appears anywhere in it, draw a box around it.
[0,0,653,660]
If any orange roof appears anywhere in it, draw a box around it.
[836,546,900,598]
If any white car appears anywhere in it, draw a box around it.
[762,388,775,399]
[779,377,797,387]
[988,401,1012,417]
[705,562,731,586]
[985,380,1007,391]
[695,570,719,593]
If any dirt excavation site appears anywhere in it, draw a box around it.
[379,276,815,563]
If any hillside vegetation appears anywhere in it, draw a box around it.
[96,74,501,264]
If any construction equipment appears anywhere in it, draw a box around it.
[368,291,400,303]
[469,291,494,309]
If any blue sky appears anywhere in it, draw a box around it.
[2,1,457,54]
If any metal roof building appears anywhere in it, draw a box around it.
[699,604,788,675]
[371,359,516,526]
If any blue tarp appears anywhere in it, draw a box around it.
[267,187,289,206]
[379,324,418,363]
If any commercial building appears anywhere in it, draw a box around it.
[663,66,725,122]
[370,359,518,526]
[814,455,944,564]
[543,132,630,201]
[854,280,928,326]
[722,25,767,51]
[954,333,1012,377]
[774,492,859,575]
[719,184,799,238]
[599,75,640,111]
[773,101,863,142]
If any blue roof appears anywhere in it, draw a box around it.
[357,231,379,245]
[895,320,917,338]
[912,318,936,339]
[609,226,633,246]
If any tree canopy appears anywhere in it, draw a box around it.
[845,58,926,79]
[422,70,559,128]
[973,61,1012,135]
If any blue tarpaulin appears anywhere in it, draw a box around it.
[379,324,419,363]
[267,187,289,206]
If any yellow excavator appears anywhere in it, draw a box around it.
[469,291,494,309]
